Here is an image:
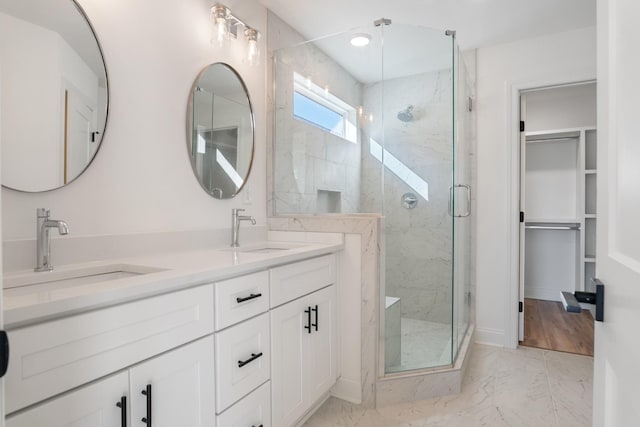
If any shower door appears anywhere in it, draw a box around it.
[378,24,472,373]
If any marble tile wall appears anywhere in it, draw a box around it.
[273,41,363,214]
[360,69,455,324]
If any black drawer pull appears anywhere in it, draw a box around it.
[304,307,312,334]
[0,331,9,378]
[238,352,263,368]
[116,396,127,427]
[236,293,262,303]
[251,425,264,427]
[311,305,318,331]
[141,384,152,426]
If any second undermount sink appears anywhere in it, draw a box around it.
[4,264,166,298]
[225,242,304,254]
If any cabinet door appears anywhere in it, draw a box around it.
[307,285,337,403]
[6,372,128,427]
[129,336,215,427]
[270,296,308,427]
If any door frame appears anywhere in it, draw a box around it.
[505,77,596,349]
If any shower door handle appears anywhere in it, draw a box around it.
[448,184,471,217]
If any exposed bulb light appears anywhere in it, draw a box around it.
[211,4,261,67]
[350,33,371,47]
[211,4,229,47]
[244,28,260,66]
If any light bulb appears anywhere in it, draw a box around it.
[244,28,260,66]
[211,5,229,46]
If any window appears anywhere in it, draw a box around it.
[293,72,357,143]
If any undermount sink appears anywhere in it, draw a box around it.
[4,264,165,298]
[242,247,291,254]
[224,242,303,254]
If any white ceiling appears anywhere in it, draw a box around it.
[258,0,596,50]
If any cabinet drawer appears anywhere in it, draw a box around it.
[215,312,270,412]
[270,254,336,307]
[215,270,269,330]
[6,284,214,414]
[216,381,271,427]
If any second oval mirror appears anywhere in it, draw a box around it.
[187,63,254,199]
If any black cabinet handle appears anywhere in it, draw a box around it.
[251,425,264,427]
[0,331,8,378]
[116,396,127,427]
[304,307,312,334]
[238,352,263,368]
[141,384,152,426]
[236,293,262,303]
[311,305,318,331]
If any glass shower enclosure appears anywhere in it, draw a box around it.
[272,21,474,373]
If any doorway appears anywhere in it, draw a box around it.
[518,82,596,356]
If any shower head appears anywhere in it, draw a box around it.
[397,105,414,122]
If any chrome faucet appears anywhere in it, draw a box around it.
[231,208,255,247]
[35,208,69,272]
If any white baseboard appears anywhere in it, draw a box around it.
[474,327,505,347]
[330,378,361,404]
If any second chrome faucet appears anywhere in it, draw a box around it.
[35,208,69,272]
[231,208,255,247]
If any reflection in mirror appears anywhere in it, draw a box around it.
[187,63,254,199]
[0,0,109,192]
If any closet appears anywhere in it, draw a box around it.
[518,83,597,355]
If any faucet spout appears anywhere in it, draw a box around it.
[35,208,69,272]
[231,208,256,247]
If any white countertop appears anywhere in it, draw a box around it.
[3,240,343,329]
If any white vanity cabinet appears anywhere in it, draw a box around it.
[270,255,337,427]
[6,336,215,427]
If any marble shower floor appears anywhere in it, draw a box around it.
[386,318,453,372]
[304,344,593,427]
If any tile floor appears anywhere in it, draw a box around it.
[304,344,593,426]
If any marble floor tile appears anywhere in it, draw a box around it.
[386,318,452,373]
[303,343,593,427]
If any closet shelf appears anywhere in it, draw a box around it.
[585,214,597,219]
[585,257,596,263]
[585,169,597,174]
[525,218,580,224]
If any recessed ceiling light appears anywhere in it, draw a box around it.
[350,33,371,47]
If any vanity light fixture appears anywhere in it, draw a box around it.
[210,3,261,66]
[350,33,372,47]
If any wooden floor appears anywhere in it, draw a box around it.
[520,298,594,356]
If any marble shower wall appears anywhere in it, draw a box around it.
[273,42,363,214]
[361,69,454,324]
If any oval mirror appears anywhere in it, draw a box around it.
[0,0,109,192]
[187,63,254,199]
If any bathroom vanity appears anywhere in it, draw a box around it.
[3,240,341,427]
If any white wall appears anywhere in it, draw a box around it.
[475,27,596,347]
[525,83,596,131]
[2,0,267,244]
